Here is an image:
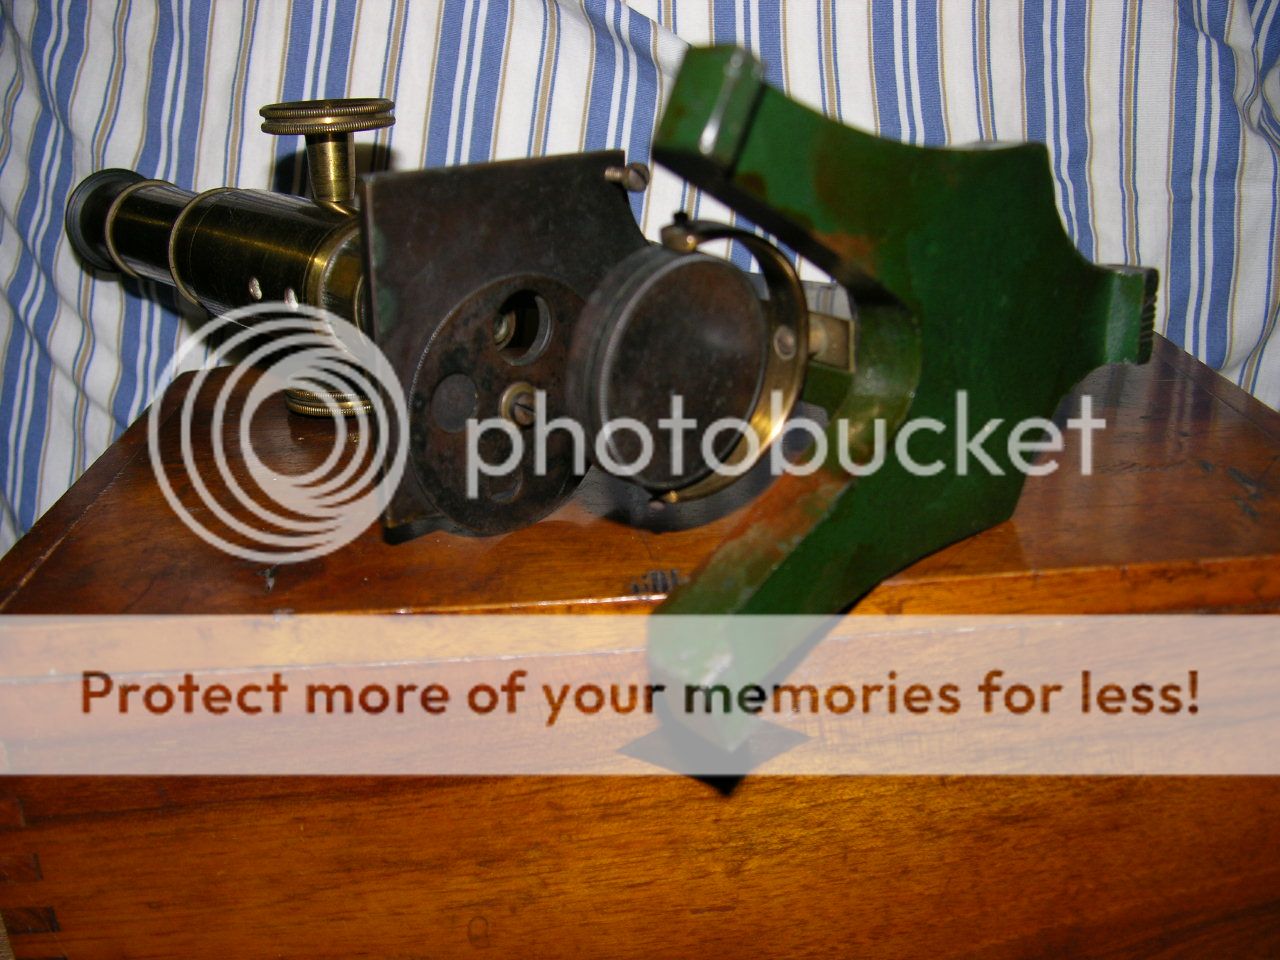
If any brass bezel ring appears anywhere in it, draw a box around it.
[658,220,810,503]
[166,187,237,306]
[102,178,170,279]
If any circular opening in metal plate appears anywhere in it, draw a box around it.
[493,290,552,365]
[430,372,479,433]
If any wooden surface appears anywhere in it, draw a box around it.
[1,335,1279,958]
[1,775,1279,959]
[1,335,1278,615]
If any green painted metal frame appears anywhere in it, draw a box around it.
[648,47,1155,747]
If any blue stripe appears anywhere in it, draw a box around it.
[448,0,483,162]
[899,2,915,143]
[1252,0,1280,142]
[272,1,316,191]
[142,1,207,399]
[1128,2,1143,256]
[222,0,258,185]
[309,0,333,98]
[1200,0,1240,368]
[115,2,181,428]
[1059,1,1095,257]
[71,0,132,475]
[871,1,901,141]
[583,0,619,151]
[1165,4,1201,351]
[757,0,785,89]
[711,0,752,271]
[154,0,184,181]
[1246,0,1280,390]
[424,0,466,167]
[1046,4,1068,237]
[151,2,212,392]
[1022,0,1046,143]
[2,0,88,528]
[624,6,656,221]
[711,0,736,46]
[467,0,510,162]
[178,3,215,185]
[373,0,400,171]
[755,0,797,265]
[324,0,357,99]
[1188,4,1212,358]
[607,3,631,150]
[913,0,946,146]
[0,1,59,512]
[96,1,134,165]
[1023,1,1094,256]
[1117,1,1132,257]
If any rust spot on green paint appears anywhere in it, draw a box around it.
[817,231,879,275]
[737,170,767,196]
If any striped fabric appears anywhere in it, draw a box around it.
[2,1,1279,554]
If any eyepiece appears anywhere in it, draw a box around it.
[64,168,145,272]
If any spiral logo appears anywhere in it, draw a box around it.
[147,302,408,564]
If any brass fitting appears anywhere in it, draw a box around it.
[259,98,394,209]
[65,98,395,416]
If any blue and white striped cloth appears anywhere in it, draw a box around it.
[2,1,1279,554]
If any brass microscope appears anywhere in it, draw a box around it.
[65,92,831,541]
[65,46,1154,631]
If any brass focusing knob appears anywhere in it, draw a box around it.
[260,97,394,206]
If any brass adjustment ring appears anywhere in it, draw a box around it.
[283,386,373,418]
[260,98,395,206]
[259,98,394,136]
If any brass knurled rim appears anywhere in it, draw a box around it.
[260,98,394,136]
[283,387,373,418]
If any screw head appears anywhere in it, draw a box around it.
[773,325,797,360]
[604,162,651,192]
[500,382,537,428]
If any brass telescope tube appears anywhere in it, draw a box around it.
[63,97,394,415]
[66,172,365,323]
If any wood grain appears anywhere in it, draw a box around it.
[0,776,1278,959]
[1,336,1278,957]
[1,336,1277,615]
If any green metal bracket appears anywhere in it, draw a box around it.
[648,46,1155,749]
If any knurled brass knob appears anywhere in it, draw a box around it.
[259,97,394,206]
[260,97,394,135]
